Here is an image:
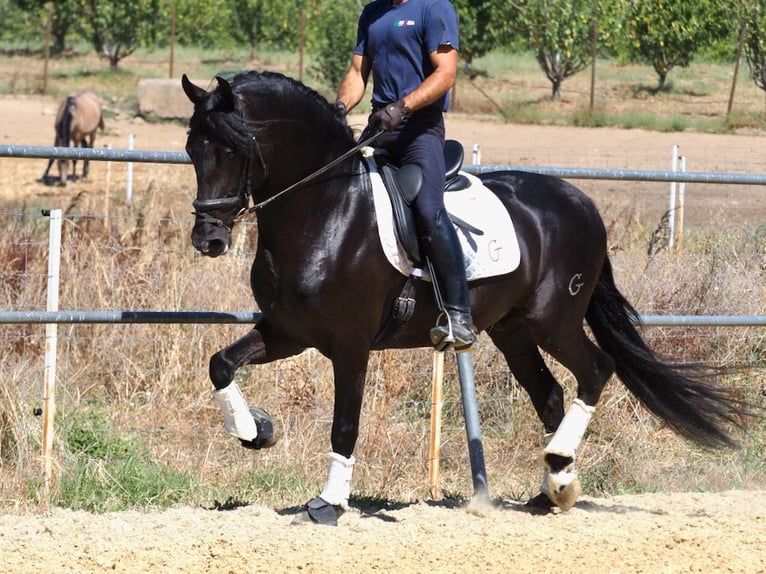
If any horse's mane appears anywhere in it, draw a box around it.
[189,70,355,157]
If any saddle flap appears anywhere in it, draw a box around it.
[380,163,422,265]
[396,164,423,204]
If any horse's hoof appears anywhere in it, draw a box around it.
[546,475,581,512]
[542,453,581,511]
[526,492,556,513]
[305,497,343,526]
[238,407,278,450]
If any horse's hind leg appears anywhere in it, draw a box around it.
[489,314,615,511]
[487,318,565,435]
[42,158,55,183]
[488,320,566,510]
[534,323,615,510]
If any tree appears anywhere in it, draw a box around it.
[81,0,161,69]
[228,0,305,59]
[166,0,234,50]
[511,0,600,101]
[8,0,76,51]
[620,0,729,91]
[452,0,515,66]
[744,1,766,103]
[1,0,45,45]
[310,0,358,89]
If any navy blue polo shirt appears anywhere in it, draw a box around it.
[354,0,459,111]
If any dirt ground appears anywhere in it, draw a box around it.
[0,490,764,574]
[1,95,766,574]
[3,92,766,225]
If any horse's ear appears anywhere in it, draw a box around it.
[215,76,239,111]
[181,74,207,104]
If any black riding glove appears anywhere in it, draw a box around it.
[333,101,347,116]
[369,99,411,132]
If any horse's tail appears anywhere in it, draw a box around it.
[585,255,749,449]
[56,95,76,146]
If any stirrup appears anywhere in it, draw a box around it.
[430,310,477,352]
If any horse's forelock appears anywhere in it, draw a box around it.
[188,88,259,157]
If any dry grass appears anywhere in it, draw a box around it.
[0,162,763,513]
[0,46,764,511]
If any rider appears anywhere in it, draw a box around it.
[335,0,477,351]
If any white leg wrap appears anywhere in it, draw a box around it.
[319,452,356,509]
[544,398,595,459]
[212,383,258,442]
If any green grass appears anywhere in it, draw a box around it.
[50,408,326,512]
[56,409,198,511]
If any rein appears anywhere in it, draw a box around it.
[249,129,383,211]
[192,118,382,229]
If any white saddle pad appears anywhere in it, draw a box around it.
[364,156,520,281]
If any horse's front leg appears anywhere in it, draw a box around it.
[210,320,304,450]
[306,348,369,526]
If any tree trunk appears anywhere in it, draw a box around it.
[551,79,562,101]
[52,31,66,55]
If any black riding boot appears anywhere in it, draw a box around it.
[423,208,477,351]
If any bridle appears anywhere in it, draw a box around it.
[192,154,258,231]
[191,127,383,231]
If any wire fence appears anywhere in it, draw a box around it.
[0,144,765,507]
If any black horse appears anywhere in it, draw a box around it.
[182,71,748,522]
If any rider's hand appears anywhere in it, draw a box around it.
[369,100,411,132]
[333,101,347,116]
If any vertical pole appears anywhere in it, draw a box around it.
[169,2,176,79]
[668,145,678,250]
[455,351,489,504]
[727,23,747,118]
[43,3,52,94]
[298,10,305,83]
[677,156,686,249]
[42,209,62,504]
[471,143,480,165]
[589,19,598,114]
[126,134,135,204]
[104,144,112,234]
[428,350,445,499]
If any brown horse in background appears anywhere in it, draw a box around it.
[42,90,104,185]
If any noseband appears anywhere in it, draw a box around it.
[192,150,260,231]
